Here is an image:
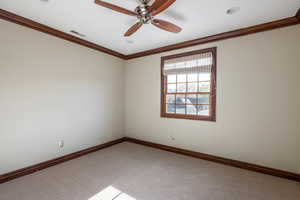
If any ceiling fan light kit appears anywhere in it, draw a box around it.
[94,0,182,37]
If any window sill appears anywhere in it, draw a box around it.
[161,113,216,122]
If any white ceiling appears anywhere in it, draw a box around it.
[1,0,299,54]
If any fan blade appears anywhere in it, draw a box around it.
[95,0,137,16]
[148,0,167,12]
[149,0,176,16]
[124,22,143,37]
[151,19,182,33]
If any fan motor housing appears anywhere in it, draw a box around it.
[135,4,152,24]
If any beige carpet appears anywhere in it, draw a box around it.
[0,142,299,200]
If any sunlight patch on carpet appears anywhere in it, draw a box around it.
[88,186,136,200]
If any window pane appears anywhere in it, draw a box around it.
[186,94,197,104]
[177,83,186,92]
[176,104,186,114]
[167,84,176,93]
[198,94,210,104]
[166,95,175,103]
[197,105,209,116]
[199,73,211,81]
[176,94,186,104]
[167,75,176,83]
[187,105,197,115]
[188,73,198,82]
[166,104,175,113]
[187,82,197,92]
[177,74,186,83]
[199,82,210,92]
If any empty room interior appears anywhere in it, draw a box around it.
[1,0,300,199]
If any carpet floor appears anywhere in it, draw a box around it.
[0,142,299,200]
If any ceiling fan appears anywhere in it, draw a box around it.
[94,0,182,37]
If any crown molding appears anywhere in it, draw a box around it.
[0,9,126,59]
[125,13,300,59]
[1,8,299,60]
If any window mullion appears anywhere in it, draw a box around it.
[175,74,177,114]
[185,74,187,114]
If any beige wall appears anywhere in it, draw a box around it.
[125,25,300,173]
[0,20,124,174]
[1,18,300,175]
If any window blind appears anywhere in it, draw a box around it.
[163,52,213,75]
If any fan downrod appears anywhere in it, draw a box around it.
[139,0,151,4]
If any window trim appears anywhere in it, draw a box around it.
[160,47,217,122]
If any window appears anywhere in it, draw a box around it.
[161,47,217,121]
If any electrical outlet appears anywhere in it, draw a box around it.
[58,140,64,148]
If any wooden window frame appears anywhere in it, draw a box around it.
[160,47,217,122]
